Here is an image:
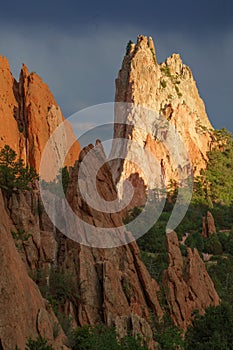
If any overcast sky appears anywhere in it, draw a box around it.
[0,0,232,132]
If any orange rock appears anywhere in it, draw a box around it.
[112,35,214,205]
[0,190,67,349]
[0,57,80,176]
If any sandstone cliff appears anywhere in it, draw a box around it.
[162,231,220,330]
[7,143,163,347]
[0,48,221,349]
[2,141,220,348]
[0,190,67,350]
[0,56,80,176]
[111,35,215,207]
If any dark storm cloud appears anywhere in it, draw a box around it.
[0,0,232,131]
[1,0,232,34]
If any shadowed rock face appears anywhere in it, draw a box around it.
[0,56,80,176]
[112,35,216,207]
[65,143,163,347]
[0,190,67,350]
[202,211,216,238]
[162,231,220,330]
[3,143,163,349]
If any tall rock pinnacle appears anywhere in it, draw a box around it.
[112,35,215,207]
[0,57,80,176]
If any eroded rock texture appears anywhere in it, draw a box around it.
[0,191,67,350]
[0,56,80,176]
[111,35,216,207]
[202,211,216,238]
[162,231,220,330]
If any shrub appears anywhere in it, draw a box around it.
[25,336,54,350]
[11,229,32,249]
[126,40,133,55]
[185,232,204,252]
[185,303,233,349]
[160,80,167,88]
[204,234,223,255]
[70,325,148,350]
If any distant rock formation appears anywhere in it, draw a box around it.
[162,231,220,330]
[202,211,216,238]
[0,56,80,176]
[111,35,215,207]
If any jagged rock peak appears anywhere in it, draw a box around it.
[163,231,220,330]
[112,35,214,206]
[125,35,157,64]
[0,55,11,71]
[0,55,80,174]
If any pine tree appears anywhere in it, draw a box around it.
[0,145,38,192]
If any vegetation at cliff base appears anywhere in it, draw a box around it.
[185,302,233,349]
[25,336,54,350]
[70,325,148,350]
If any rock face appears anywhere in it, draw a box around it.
[0,190,67,350]
[65,143,163,347]
[202,211,216,238]
[162,231,220,330]
[0,143,220,347]
[3,143,163,348]
[0,56,80,176]
[112,35,215,206]
[0,50,221,349]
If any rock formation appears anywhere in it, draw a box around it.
[0,190,67,350]
[162,231,220,330]
[2,143,163,348]
[0,45,221,349]
[202,211,216,238]
[64,143,164,346]
[111,35,215,206]
[0,56,80,176]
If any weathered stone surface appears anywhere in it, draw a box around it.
[0,190,67,349]
[202,211,216,238]
[0,56,23,158]
[0,57,80,176]
[64,143,163,347]
[162,231,220,330]
[112,35,215,206]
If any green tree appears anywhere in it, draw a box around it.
[185,303,233,349]
[202,129,233,206]
[185,232,204,252]
[0,145,38,192]
[57,166,70,195]
[25,336,54,350]
[204,234,223,255]
[70,325,148,350]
